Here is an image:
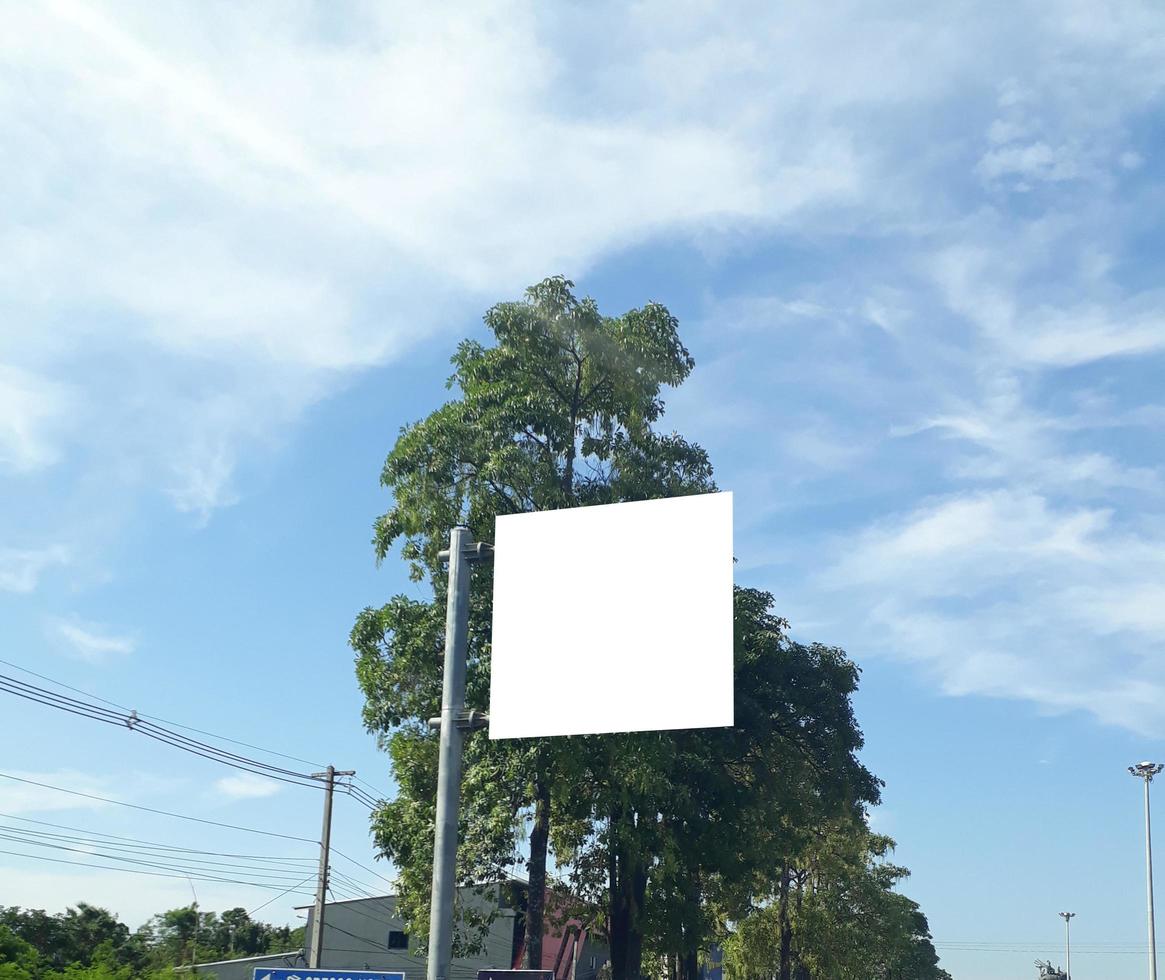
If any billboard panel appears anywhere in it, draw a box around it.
[490,491,733,738]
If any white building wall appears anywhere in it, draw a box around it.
[304,888,518,978]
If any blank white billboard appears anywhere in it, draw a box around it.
[489,491,733,739]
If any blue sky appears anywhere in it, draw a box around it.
[2,1,1164,977]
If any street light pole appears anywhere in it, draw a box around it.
[426,527,492,980]
[1059,912,1075,980]
[1130,761,1165,980]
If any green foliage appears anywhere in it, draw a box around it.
[353,276,714,960]
[721,821,951,980]
[550,588,882,980]
[0,904,299,980]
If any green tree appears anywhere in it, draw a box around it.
[553,588,880,980]
[0,924,41,980]
[139,907,198,968]
[353,276,941,980]
[0,905,139,974]
[353,276,712,965]
[0,908,67,968]
[723,820,950,980]
[0,902,298,980]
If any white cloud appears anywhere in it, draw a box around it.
[49,618,135,663]
[0,546,71,593]
[805,490,1165,732]
[0,366,72,473]
[0,0,883,540]
[1,0,1164,741]
[978,140,1083,184]
[821,490,1112,592]
[214,774,281,800]
[0,0,1160,542]
[782,420,871,473]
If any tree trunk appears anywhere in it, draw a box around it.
[526,774,552,970]
[608,810,628,980]
[677,872,701,980]
[790,874,808,980]
[777,866,791,980]
[607,808,648,980]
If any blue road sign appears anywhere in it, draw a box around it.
[254,970,404,980]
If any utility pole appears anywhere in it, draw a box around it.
[1131,762,1165,980]
[426,526,492,980]
[1059,912,1075,980]
[309,764,356,969]
[187,879,199,968]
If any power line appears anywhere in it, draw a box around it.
[0,825,315,878]
[248,873,319,917]
[0,830,317,885]
[0,811,315,861]
[0,657,392,800]
[329,867,389,899]
[0,845,319,895]
[935,939,1151,948]
[0,663,394,922]
[0,771,317,844]
[0,675,329,791]
[330,846,396,887]
[345,787,381,812]
[323,918,398,951]
[0,657,327,770]
[353,775,391,801]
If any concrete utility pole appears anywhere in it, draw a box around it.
[1131,762,1165,980]
[309,764,356,968]
[427,526,492,980]
[1059,912,1075,980]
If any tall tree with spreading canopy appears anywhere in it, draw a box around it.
[353,276,944,980]
[352,276,713,965]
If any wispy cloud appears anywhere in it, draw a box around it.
[50,618,135,663]
[804,486,1165,732]
[0,366,72,473]
[214,774,281,800]
[0,546,70,593]
[3,0,1165,740]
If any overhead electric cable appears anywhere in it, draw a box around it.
[330,845,395,886]
[0,845,318,894]
[0,830,316,884]
[0,825,314,877]
[0,674,335,791]
[328,867,387,898]
[0,811,315,861]
[0,771,317,843]
[0,657,328,769]
[0,661,386,806]
[248,873,319,917]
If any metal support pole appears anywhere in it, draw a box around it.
[427,527,491,980]
[309,765,355,968]
[1059,912,1074,980]
[1131,763,1164,980]
[1148,775,1159,980]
